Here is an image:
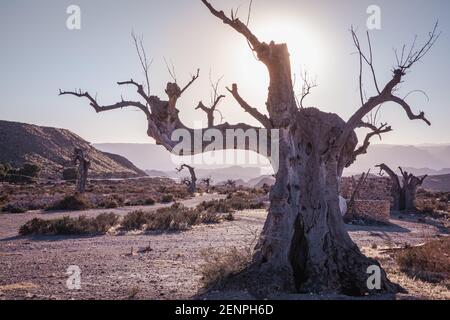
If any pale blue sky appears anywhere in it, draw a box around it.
[0,0,449,144]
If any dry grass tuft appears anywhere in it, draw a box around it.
[200,246,253,290]
[396,238,450,284]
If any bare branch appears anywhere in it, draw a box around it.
[346,123,392,167]
[117,79,153,106]
[339,22,439,152]
[227,83,272,129]
[131,32,153,96]
[351,27,381,105]
[164,57,178,83]
[376,163,401,191]
[396,21,441,71]
[195,72,225,127]
[201,0,262,52]
[389,95,431,126]
[180,68,200,95]
[59,89,150,117]
[297,70,318,109]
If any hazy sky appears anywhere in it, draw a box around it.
[1,0,449,145]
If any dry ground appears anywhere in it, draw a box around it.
[0,196,448,300]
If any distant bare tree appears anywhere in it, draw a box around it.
[60,0,439,295]
[201,177,213,191]
[176,164,197,194]
[224,179,237,190]
[73,148,90,194]
[376,164,427,211]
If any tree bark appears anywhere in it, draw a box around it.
[378,164,427,212]
[237,110,398,296]
[73,148,90,194]
[376,164,404,211]
[400,168,427,212]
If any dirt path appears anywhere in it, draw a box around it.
[0,203,448,300]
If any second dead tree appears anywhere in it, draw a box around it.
[73,148,91,194]
[376,163,427,211]
[176,164,197,194]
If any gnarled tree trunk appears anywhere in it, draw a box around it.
[177,164,197,194]
[400,167,427,211]
[241,45,397,294]
[73,148,90,194]
[377,164,427,212]
[376,163,404,211]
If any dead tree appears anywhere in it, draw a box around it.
[376,163,403,211]
[60,0,439,295]
[73,148,90,194]
[176,164,197,194]
[377,164,427,211]
[201,177,213,191]
[400,167,428,211]
[224,179,237,190]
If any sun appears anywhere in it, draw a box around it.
[253,19,325,75]
[230,18,326,106]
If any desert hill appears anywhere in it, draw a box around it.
[0,120,146,179]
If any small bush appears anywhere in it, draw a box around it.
[160,194,174,203]
[6,163,40,183]
[144,197,156,205]
[224,212,235,221]
[121,210,151,231]
[146,203,200,231]
[47,193,91,211]
[121,203,221,232]
[197,200,233,214]
[19,213,119,236]
[62,167,78,181]
[0,194,9,206]
[397,238,450,284]
[98,197,120,209]
[2,203,27,213]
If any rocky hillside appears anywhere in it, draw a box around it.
[0,120,146,179]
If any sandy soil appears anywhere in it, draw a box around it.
[0,196,448,300]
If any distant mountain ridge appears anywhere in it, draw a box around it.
[95,142,450,174]
[0,120,146,179]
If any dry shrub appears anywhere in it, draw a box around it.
[121,203,221,232]
[47,193,92,211]
[19,213,119,236]
[2,202,28,213]
[397,238,450,284]
[197,193,266,216]
[121,210,151,231]
[160,194,174,203]
[200,246,252,289]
